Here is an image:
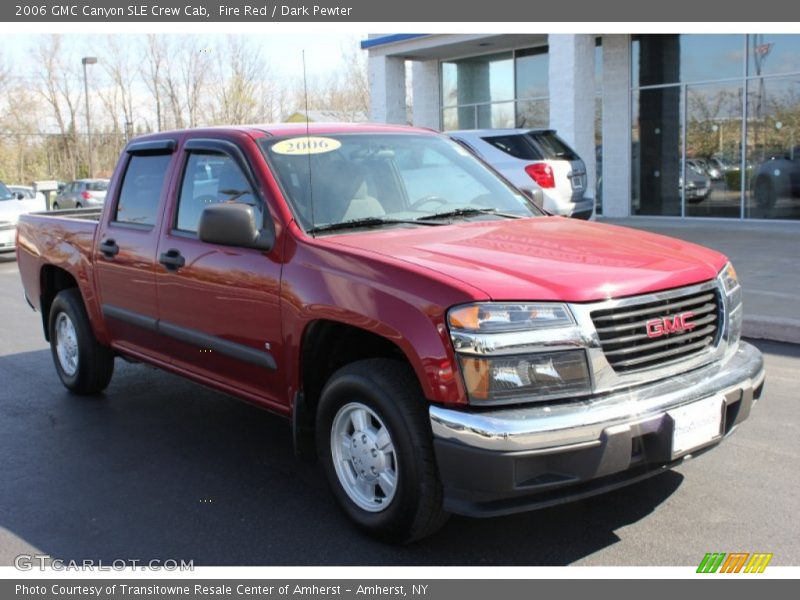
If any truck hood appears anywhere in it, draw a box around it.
[331,217,728,303]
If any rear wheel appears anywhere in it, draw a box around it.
[75,203,82,209]
[316,359,448,543]
[49,289,114,394]
[52,202,59,210]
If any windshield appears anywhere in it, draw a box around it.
[259,133,541,231]
[0,183,13,201]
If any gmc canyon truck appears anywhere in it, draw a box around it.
[16,124,765,543]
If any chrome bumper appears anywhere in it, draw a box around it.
[430,341,764,453]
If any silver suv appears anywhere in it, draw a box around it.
[449,128,594,219]
[53,179,109,210]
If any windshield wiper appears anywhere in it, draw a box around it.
[419,207,522,221]
[307,216,445,234]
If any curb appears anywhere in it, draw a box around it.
[743,316,800,345]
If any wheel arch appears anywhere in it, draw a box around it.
[39,265,80,342]
[293,319,423,459]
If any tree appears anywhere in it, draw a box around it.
[34,34,83,178]
[140,34,166,132]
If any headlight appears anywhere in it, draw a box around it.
[448,302,574,333]
[718,262,742,347]
[447,302,590,405]
[719,262,739,295]
[459,350,591,405]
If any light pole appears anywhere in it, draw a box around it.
[82,56,97,177]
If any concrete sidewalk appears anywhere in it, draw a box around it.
[599,217,800,344]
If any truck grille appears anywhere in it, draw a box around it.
[591,285,721,373]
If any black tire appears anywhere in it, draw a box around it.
[48,288,114,395]
[316,358,448,543]
[755,177,776,208]
[52,202,59,210]
[75,203,82,209]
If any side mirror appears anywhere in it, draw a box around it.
[198,203,274,251]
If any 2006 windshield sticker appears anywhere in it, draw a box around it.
[271,137,342,155]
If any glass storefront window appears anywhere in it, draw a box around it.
[748,35,800,77]
[441,47,549,131]
[632,35,743,87]
[515,48,548,100]
[745,76,800,219]
[631,34,800,220]
[685,82,743,218]
[515,99,549,128]
[632,87,684,216]
[441,52,513,108]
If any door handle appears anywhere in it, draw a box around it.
[99,239,119,258]
[159,248,185,271]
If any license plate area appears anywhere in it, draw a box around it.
[668,395,724,458]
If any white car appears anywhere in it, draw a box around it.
[0,182,44,253]
[7,185,47,207]
[448,128,594,219]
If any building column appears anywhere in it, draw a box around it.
[411,60,441,130]
[369,55,407,124]
[548,34,596,201]
[601,34,632,217]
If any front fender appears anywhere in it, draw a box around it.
[280,231,487,405]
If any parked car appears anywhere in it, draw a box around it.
[751,147,800,208]
[0,181,45,253]
[17,124,764,542]
[448,128,594,219]
[53,179,109,209]
[708,156,739,176]
[688,158,723,181]
[682,161,712,203]
[7,185,47,208]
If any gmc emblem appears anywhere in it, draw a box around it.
[645,311,696,339]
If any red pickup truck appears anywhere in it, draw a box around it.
[16,124,765,543]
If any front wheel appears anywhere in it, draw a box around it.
[316,359,448,543]
[49,288,115,394]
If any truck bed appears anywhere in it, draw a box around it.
[16,210,101,317]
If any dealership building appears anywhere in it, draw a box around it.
[362,34,800,221]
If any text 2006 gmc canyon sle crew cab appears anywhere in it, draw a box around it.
[16,124,765,543]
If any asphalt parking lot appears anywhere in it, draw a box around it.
[0,253,798,566]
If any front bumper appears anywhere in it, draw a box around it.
[430,342,764,517]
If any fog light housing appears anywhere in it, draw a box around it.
[459,350,591,405]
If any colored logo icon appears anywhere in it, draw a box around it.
[697,552,773,573]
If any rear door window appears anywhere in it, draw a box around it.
[483,131,580,161]
[527,131,579,161]
[114,154,172,226]
[482,135,543,160]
